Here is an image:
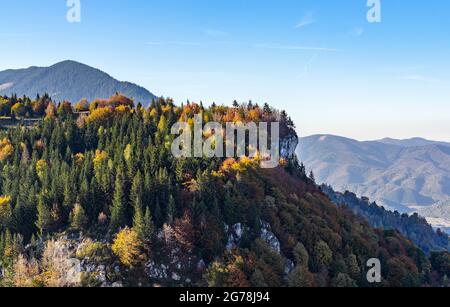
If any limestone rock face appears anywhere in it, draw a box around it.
[260,222,281,253]
[226,223,244,250]
[280,133,299,159]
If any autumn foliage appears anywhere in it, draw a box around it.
[0,93,448,288]
[112,228,146,268]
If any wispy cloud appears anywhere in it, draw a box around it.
[295,11,316,29]
[253,43,342,52]
[399,74,440,83]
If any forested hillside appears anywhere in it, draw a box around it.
[321,185,449,254]
[0,61,157,105]
[1,94,450,287]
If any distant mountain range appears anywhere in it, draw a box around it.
[377,137,450,148]
[0,60,157,104]
[297,135,450,229]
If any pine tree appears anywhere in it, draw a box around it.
[154,200,163,228]
[1,229,13,267]
[167,195,176,224]
[287,266,314,287]
[131,171,143,207]
[293,242,309,267]
[263,103,272,115]
[63,172,76,208]
[299,162,306,175]
[0,195,13,229]
[309,171,316,183]
[69,203,88,231]
[250,268,268,287]
[132,196,145,239]
[36,195,52,236]
[110,168,126,232]
[143,207,154,242]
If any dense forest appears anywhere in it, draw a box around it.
[321,185,449,254]
[1,93,450,287]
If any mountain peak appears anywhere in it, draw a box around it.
[0,61,157,104]
[50,60,96,69]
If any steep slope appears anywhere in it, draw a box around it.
[321,185,449,254]
[298,135,450,218]
[0,60,157,104]
[1,96,450,287]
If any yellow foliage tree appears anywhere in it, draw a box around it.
[0,138,13,162]
[74,153,85,166]
[36,159,48,180]
[0,195,11,206]
[74,98,90,112]
[93,150,108,169]
[247,108,261,122]
[220,156,258,174]
[93,150,109,182]
[149,108,157,118]
[12,254,40,287]
[85,107,112,124]
[11,102,26,118]
[161,104,172,114]
[0,195,12,226]
[124,144,132,162]
[112,227,146,268]
[115,104,131,115]
[41,238,81,287]
[45,102,57,120]
[157,114,168,132]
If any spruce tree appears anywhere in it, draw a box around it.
[167,194,176,224]
[70,203,88,231]
[143,207,154,240]
[36,195,51,236]
[131,171,143,207]
[132,195,145,240]
[110,168,126,232]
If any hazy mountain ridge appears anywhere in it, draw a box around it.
[377,137,450,148]
[298,135,450,227]
[416,202,450,233]
[0,60,157,104]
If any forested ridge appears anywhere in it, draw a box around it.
[0,60,157,104]
[1,93,450,287]
[321,185,449,254]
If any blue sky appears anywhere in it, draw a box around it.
[1,0,450,141]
